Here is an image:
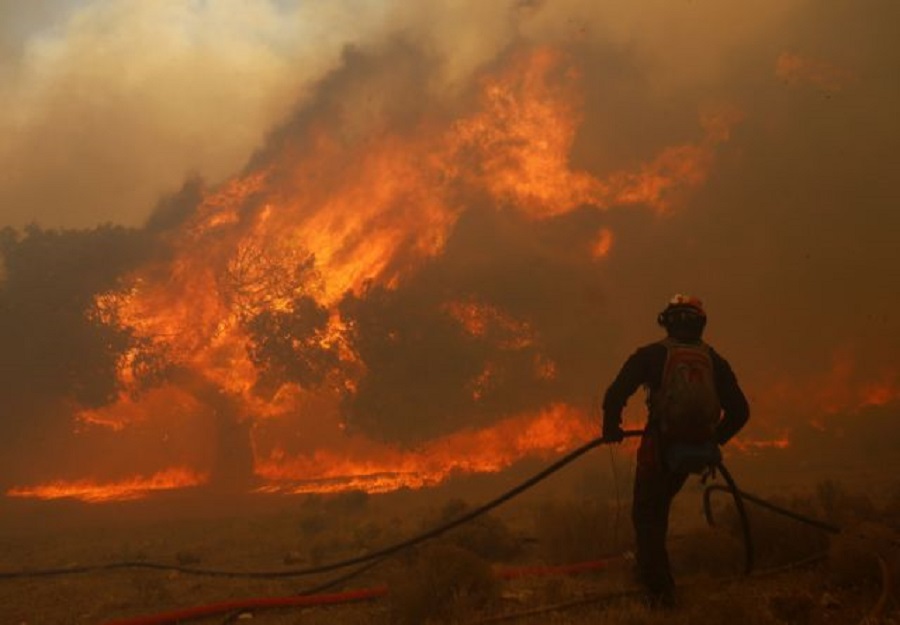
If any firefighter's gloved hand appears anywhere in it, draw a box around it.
[603,423,625,443]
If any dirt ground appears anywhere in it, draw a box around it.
[1,448,898,625]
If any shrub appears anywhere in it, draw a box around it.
[827,531,881,588]
[767,593,815,625]
[298,511,328,536]
[325,489,370,515]
[388,542,499,625]
[351,519,384,550]
[713,492,829,569]
[690,585,777,625]
[307,535,344,566]
[585,582,777,625]
[534,499,631,564]
[174,550,202,565]
[425,499,522,562]
[815,479,878,525]
[670,527,744,578]
[826,521,899,596]
[881,483,900,530]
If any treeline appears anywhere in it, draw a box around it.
[0,224,152,420]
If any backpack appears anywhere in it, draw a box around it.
[650,338,721,449]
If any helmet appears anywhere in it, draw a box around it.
[657,294,706,337]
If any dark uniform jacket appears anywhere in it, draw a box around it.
[602,339,749,445]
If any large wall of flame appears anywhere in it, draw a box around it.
[1,0,899,490]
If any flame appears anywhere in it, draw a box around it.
[448,48,599,218]
[763,352,900,418]
[748,350,900,448]
[730,436,791,454]
[443,299,535,349]
[95,47,736,406]
[254,404,595,495]
[533,354,558,381]
[860,375,900,408]
[591,228,613,259]
[469,362,500,402]
[14,47,741,502]
[450,48,738,217]
[7,467,206,503]
[77,385,205,431]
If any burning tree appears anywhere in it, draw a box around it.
[4,44,740,502]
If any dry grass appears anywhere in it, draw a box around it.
[2,478,899,624]
[533,498,632,565]
[827,520,900,614]
[711,490,830,568]
[816,479,880,525]
[669,527,744,578]
[388,542,499,624]
[424,498,523,562]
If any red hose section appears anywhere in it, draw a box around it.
[100,558,615,625]
[99,586,388,625]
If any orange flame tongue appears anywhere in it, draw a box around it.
[254,404,595,495]
[7,467,206,503]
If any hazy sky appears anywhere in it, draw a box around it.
[1,0,832,230]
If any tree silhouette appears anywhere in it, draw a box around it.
[0,224,150,409]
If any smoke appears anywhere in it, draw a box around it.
[0,0,387,228]
[2,0,805,229]
[1,0,899,491]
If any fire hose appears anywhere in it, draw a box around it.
[703,483,841,535]
[5,430,882,625]
[0,430,645,581]
[100,560,623,625]
[711,461,753,574]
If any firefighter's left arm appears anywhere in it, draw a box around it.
[602,345,655,439]
[711,350,750,445]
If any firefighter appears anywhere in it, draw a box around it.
[602,294,749,608]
